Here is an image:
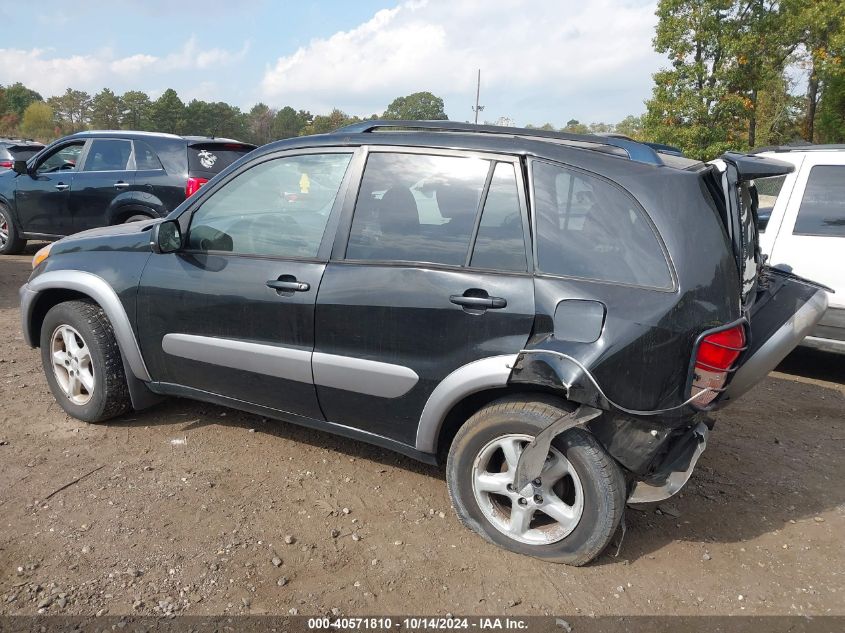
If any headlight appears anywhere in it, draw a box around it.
[32,244,52,269]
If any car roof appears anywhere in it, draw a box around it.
[751,144,845,154]
[67,130,254,147]
[0,138,44,147]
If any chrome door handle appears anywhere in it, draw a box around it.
[114,181,129,189]
[267,279,310,292]
[54,183,69,191]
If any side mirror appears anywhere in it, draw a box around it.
[12,160,28,175]
[151,220,182,254]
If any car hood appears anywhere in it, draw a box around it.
[51,219,158,256]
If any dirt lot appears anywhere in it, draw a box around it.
[0,249,843,618]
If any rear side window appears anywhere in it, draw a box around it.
[188,143,254,177]
[84,139,132,171]
[134,140,163,170]
[346,153,489,266]
[793,166,845,237]
[470,162,527,271]
[532,160,672,289]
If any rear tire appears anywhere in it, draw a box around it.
[0,204,26,255]
[39,300,131,423]
[124,214,153,223]
[446,397,626,566]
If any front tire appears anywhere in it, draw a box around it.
[0,204,26,255]
[40,300,131,423]
[446,398,626,566]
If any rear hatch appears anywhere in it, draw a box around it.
[702,153,829,404]
[0,142,44,169]
[186,140,256,180]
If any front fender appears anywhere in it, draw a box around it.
[20,270,151,382]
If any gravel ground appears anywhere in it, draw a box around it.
[0,249,843,617]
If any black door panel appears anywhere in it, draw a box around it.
[313,264,535,445]
[71,171,137,231]
[15,173,74,235]
[137,253,326,419]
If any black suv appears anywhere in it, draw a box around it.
[19,121,827,565]
[0,130,255,254]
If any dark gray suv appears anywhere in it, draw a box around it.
[19,121,827,565]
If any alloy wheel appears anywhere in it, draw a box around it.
[471,433,584,545]
[50,324,95,405]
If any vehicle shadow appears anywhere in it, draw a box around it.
[108,397,443,480]
[774,346,845,385]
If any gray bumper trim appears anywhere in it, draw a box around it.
[20,270,151,382]
[725,289,828,401]
[628,422,709,504]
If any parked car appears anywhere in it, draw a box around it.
[751,145,843,354]
[0,130,256,255]
[19,121,827,565]
[0,138,44,170]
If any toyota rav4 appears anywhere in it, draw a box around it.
[19,121,828,565]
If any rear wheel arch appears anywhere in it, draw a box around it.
[434,386,576,462]
[111,205,158,224]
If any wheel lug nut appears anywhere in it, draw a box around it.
[506,483,514,492]
[534,495,543,504]
[518,497,528,506]
[533,478,541,486]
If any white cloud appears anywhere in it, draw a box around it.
[260,0,662,123]
[0,38,249,98]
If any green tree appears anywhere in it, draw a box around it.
[561,119,588,134]
[47,88,92,132]
[20,102,56,140]
[150,89,185,134]
[783,0,845,141]
[90,88,125,129]
[816,71,845,142]
[615,115,645,139]
[305,108,358,134]
[121,91,152,130]
[3,82,43,117]
[273,106,311,139]
[247,103,276,145]
[383,91,448,120]
[754,72,804,145]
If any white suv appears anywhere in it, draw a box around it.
[754,145,844,353]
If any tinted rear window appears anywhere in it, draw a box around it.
[794,166,845,237]
[188,143,254,176]
[532,160,673,289]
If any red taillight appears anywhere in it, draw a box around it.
[0,160,13,169]
[690,324,746,408]
[696,326,745,370]
[185,177,208,198]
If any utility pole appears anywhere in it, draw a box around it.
[472,69,485,124]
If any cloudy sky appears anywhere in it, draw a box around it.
[0,0,664,127]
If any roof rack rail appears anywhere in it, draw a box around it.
[751,143,845,154]
[333,120,664,166]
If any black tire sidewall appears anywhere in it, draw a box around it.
[0,205,25,255]
[40,302,113,422]
[447,407,623,564]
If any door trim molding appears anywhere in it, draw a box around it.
[162,333,419,398]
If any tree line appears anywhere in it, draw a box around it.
[0,0,841,159]
[642,0,844,158]
[0,86,449,146]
